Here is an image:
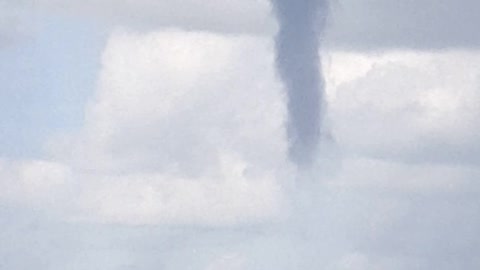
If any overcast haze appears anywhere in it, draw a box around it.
[1,0,480,269]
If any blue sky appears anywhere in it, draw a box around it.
[1,1,480,269]
[0,10,105,158]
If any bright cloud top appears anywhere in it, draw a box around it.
[328,51,480,165]
[49,30,290,226]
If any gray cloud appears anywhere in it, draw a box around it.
[35,0,275,35]
[30,0,480,50]
[327,0,480,50]
[0,0,30,47]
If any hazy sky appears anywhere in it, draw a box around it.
[1,0,480,269]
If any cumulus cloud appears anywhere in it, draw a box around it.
[2,27,480,268]
[3,29,480,226]
[327,50,480,165]
[44,30,291,226]
[72,157,285,226]
[0,158,72,207]
[2,0,480,268]
[331,157,480,192]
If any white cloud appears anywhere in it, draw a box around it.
[321,50,480,193]
[62,38,480,224]
[206,252,247,270]
[330,252,370,270]
[3,29,480,227]
[72,154,285,226]
[0,30,480,269]
[67,30,287,174]
[2,2,480,269]
[44,29,291,225]
[0,159,72,206]
[327,50,480,165]
[329,157,480,192]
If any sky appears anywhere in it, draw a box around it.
[1,0,480,269]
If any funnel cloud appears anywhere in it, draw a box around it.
[272,0,329,167]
